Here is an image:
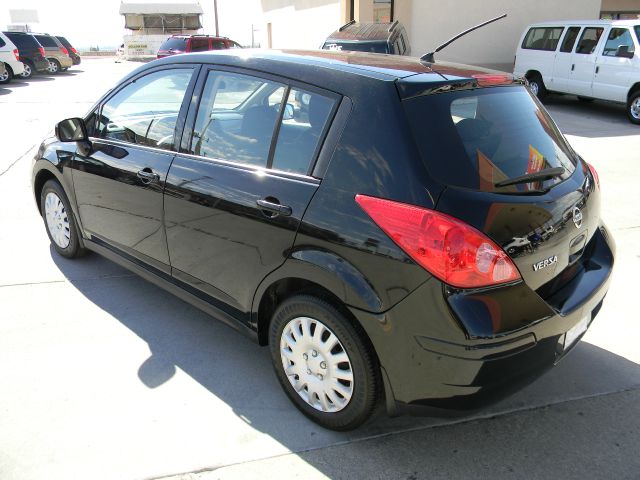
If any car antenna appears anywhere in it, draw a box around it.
[420,14,507,63]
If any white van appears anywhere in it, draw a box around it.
[0,31,25,85]
[514,20,640,124]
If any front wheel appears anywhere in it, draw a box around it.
[627,91,640,125]
[0,64,12,84]
[40,180,86,258]
[269,295,379,430]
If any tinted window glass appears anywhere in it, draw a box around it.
[323,41,389,53]
[404,87,576,193]
[635,26,640,44]
[271,88,335,174]
[576,27,604,54]
[98,69,192,150]
[522,27,564,51]
[230,41,242,48]
[190,37,209,51]
[0,37,5,48]
[35,35,57,47]
[56,36,72,49]
[603,28,635,56]
[160,37,187,51]
[190,71,284,167]
[212,40,226,49]
[560,26,580,52]
[5,33,34,49]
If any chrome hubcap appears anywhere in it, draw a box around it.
[44,192,70,248]
[529,81,539,96]
[0,71,8,82]
[280,316,354,412]
[630,98,640,120]
[21,65,31,77]
[47,61,57,73]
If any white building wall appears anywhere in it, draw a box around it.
[395,0,602,71]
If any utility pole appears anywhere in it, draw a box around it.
[214,0,219,36]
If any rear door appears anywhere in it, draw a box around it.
[593,27,637,102]
[72,65,197,273]
[163,67,338,319]
[567,26,605,96]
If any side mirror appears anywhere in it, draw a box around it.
[283,103,294,121]
[616,45,635,59]
[55,117,88,142]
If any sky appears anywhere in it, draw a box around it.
[0,0,263,49]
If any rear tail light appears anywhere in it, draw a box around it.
[13,48,20,61]
[71,47,77,54]
[355,195,521,288]
[60,46,69,56]
[587,163,600,189]
[38,47,46,58]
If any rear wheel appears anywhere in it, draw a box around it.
[20,61,33,79]
[269,295,379,430]
[47,59,61,74]
[40,180,85,258]
[526,72,547,100]
[0,64,12,84]
[627,91,640,125]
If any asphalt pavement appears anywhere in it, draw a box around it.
[0,59,639,480]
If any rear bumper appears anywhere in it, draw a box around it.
[352,224,615,415]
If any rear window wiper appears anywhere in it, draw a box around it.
[494,166,566,188]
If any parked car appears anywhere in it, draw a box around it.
[2,31,49,79]
[322,20,410,55]
[32,33,73,73]
[55,36,81,65]
[0,31,25,84]
[514,20,640,123]
[156,34,242,58]
[32,50,614,430]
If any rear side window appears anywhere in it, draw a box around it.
[160,37,187,51]
[522,27,564,51]
[602,28,635,56]
[35,35,57,48]
[0,37,5,48]
[190,37,209,52]
[404,87,576,193]
[560,27,580,52]
[7,33,35,49]
[212,40,226,49]
[98,68,193,150]
[575,27,604,54]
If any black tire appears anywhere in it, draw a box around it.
[269,295,379,430]
[577,96,595,102]
[40,180,86,258]
[49,59,61,74]
[20,61,33,79]
[526,72,547,100]
[627,90,640,125]
[0,63,12,84]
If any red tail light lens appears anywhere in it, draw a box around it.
[39,47,46,58]
[13,48,20,61]
[60,47,69,56]
[587,163,600,189]
[71,47,78,54]
[355,195,521,288]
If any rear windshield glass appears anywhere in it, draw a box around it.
[160,37,187,50]
[35,35,57,47]
[404,86,576,193]
[5,33,38,48]
[56,36,72,48]
[323,41,389,54]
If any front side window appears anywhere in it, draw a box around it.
[97,68,193,150]
[189,71,284,167]
[560,26,581,52]
[602,28,635,56]
[190,37,209,52]
[575,27,604,54]
[522,27,564,51]
[212,40,226,49]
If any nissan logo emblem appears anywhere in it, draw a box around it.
[572,206,583,229]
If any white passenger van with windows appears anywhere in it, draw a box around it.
[514,20,640,124]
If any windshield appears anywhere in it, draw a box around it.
[404,86,576,193]
[323,41,389,54]
[160,37,187,51]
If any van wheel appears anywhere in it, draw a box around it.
[627,91,640,125]
[269,295,379,430]
[526,73,547,100]
[0,64,12,84]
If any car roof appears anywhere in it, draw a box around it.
[527,19,640,27]
[327,21,400,41]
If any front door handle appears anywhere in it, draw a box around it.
[257,198,292,217]
[571,64,575,71]
[137,168,160,184]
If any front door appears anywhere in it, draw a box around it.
[593,27,637,102]
[163,68,338,320]
[567,26,605,97]
[72,66,196,272]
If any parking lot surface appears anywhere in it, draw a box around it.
[1,59,639,480]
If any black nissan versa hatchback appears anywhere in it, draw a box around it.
[32,50,615,430]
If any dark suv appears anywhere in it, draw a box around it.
[55,36,81,65]
[322,20,410,55]
[32,50,614,430]
[156,34,241,58]
[2,31,49,78]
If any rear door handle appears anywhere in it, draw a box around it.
[595,66,600,74]
[571,64,575,71]
[256,198,292,216]
[137,168,160,184]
